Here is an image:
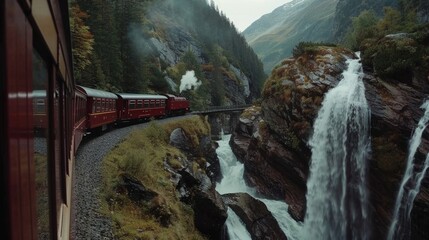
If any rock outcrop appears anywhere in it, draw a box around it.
[222,193,287,240]
[231,41,429,239]
[231,46,355,221]
[167,128,227,239]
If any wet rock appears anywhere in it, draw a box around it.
[199,135,222,182]
[222,193,287,240]
[170,153,227,239]
[193,188,228,240]
[230,44,429,238]
[116,173,158,203]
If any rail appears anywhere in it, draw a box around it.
[191,104,252,114]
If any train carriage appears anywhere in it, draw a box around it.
[76,86,118,132]
[117,93,167,121]
[1,0,75,239]
[1,1,191,239]
[164,94,190,116]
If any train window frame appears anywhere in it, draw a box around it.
[129,100,136,109]
[96,98,101,113]
[33,46,54,239]
[137,100,143,109]
[34,99,46,114]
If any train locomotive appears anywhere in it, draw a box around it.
[0,1,189,239]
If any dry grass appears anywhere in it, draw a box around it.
[101,116,210,240]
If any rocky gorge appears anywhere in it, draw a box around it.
[230,34,429,239]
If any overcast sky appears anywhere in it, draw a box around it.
[211,0,292,32]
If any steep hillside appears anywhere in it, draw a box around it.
[243,0,338,73]
[332,0,397,42]
[73,0,265,109]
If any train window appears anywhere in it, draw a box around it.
[34,99,45,114]
[32,49,52,239]
[137,100,143,109]
[129,100,136,109]
[161,101,165,107]
[156,100,160,107]
[96,99,101,112]
[150,101,155,108]
[144,101,149,108]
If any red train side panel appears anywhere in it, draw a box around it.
[117,93,167,121]
[76,86,118,131]
[164,94,190,115]
[2,1,36,239]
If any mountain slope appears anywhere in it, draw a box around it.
[332,0,397,42]
[74,0,265,109]
[243,0,338,73]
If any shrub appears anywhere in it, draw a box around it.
[292,42,337,58]
[369,37,420,80]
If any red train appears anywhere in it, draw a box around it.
[1,1,189,239]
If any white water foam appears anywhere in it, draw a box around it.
[302,53,371,240]
[387,100,429,240]
[216,135,302,240]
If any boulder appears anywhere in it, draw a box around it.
[173,160,227,239]
[169,128,192,152]
[222,193,287,240]
[198,135,222,182]
[116,173,158,203]
[193,187,228,240]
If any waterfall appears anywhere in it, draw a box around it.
[387,100,429,240]
[216,135,302,240]
[225,208,252,240]
[302,54,371,240]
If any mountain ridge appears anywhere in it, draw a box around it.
[243,0,338,73]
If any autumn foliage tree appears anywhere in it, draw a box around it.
[70,4,94,82]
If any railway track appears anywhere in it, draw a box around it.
[71,115,193,239]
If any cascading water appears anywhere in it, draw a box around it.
[301,53,371,240]
[387,100,429,240]
[216,135,302,240]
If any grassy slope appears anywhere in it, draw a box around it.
[101,116,210,240]
[245,0,338,73]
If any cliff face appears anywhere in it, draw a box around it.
[231,46,355,221]
[231,40,429,238]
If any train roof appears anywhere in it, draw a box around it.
[164,94,187,100]
[77,86,118,99]
[32,90,46,98]
[116,93,168,100]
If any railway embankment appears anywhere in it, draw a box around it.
[72,115,198,239]
[72,115,226,239]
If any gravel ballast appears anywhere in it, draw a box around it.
[71,116,193,239]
